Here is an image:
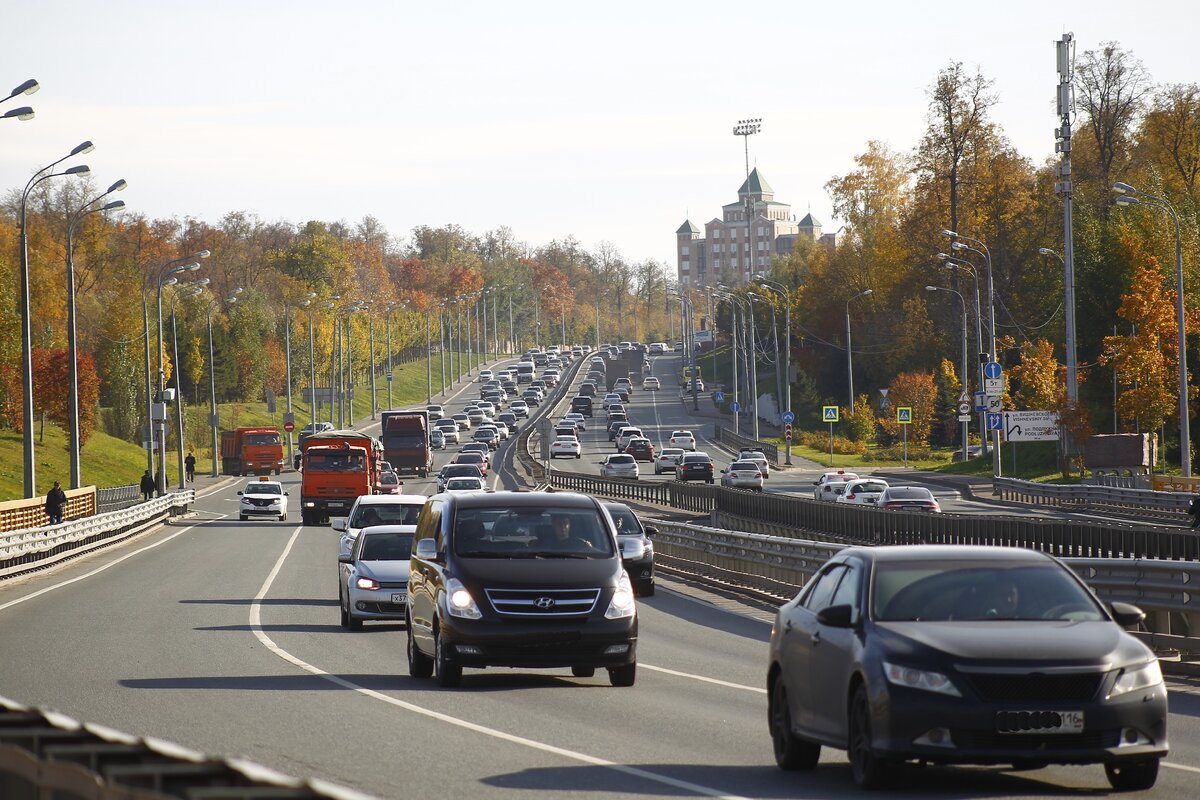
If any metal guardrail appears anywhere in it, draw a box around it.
[994,476,1192,523]
[96,485,141,514]
[713,423,779,465]
[0,694,377,800]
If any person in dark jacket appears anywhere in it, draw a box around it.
[185,451,196,482]
[45,480,68,525]
[140,470,155,502]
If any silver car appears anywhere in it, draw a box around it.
[600,453,640,479]
[720,460,764,491]
[338,525,415,629]
[655,447,685,475]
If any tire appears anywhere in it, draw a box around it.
[342,588,363,630]
[848,685,895,789]
[1105,759,1159,791]
[434,626,463,688]
[407,617,433,678]
[339,590,349,628]
[770,679,820,770]
[239,514,247,521]
[279,514,287,521]
[575,454,581,459]
[301,511,312,526]
[608,662,636,687]
[638,581,655,597]
[571,666,596,678]
[275,468,281,475]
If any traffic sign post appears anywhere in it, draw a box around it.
[781,410,794,465]
[730,401,741,413]
[784,424,793,441]
[715,391,725,404]
[897,407,912,468]
[781,411,795,424]
[822,406,840,466]
[284,420,295,433]
[984,361,1003,380]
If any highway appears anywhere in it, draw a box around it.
[2,352,1199,798]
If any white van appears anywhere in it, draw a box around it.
[515,361,536,383]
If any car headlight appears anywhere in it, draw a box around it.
[604,574,637,620]
[883,662,961,697]
[1109,660,1163,698]
[446,577,482,619]
[356,576,379,591]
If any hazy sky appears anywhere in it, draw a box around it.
[3,1,1196,268]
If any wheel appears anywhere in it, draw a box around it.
[707,478,714,485]
[848,685,895,789]
[608,662,636,687]
[407,617,433,678]
[575,454,581,459]
[571,666,596,678]
[770,679,820,770]
[434,625,462,688]
[339,590,349,627]
[239,514,248,521]
[342,588,363,630]
[638,581,655,597]
[1105,759,1159,791]
[279,514,287,521]
[301,511,312,526]
[275,468,281,475]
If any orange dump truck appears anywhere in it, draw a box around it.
[298,430,382,526]
[220,426,285,476]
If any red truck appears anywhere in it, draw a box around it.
[220,426,285,476]
[380,410,433,477]
[299,430,382,526]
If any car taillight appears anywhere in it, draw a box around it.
[846,494,855,500]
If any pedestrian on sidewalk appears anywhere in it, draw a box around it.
[185,451,196,483]
[1188,494,1200,529]
[140,470,155,502]
[45,480,68,525]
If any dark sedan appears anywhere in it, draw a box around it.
[767,545,1167,791]
[675,453,714,483]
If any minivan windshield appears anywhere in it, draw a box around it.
[453,507,615,559]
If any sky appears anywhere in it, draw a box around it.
[3,1,1198,269]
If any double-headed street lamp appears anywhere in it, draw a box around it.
[207,288,242,476]
[845,289,873,414]
[64,178,127,489]
[170,279,209,489]
[19,141,93,497]
[716,287,758,438]
[285,293,317,464]
[926,285,970,463]
[1,78,38,122]
[155,253,208,493]
[1114,181,1190,476]
[937,252,987,456]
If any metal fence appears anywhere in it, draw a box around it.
[994,476,1192,523]
[96,484,141,514]
[713,423,779,465]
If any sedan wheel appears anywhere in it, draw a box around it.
[607,662,636,687]
[571,666,595,678]
[1105,759,1159,791]
[849,685,895,789]
[339,589,349,628]
[770,679,820,770]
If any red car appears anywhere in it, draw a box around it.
[452,451,488,477]
[624,438,656,462]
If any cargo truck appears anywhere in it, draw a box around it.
[299,430,383,525]
[220,426,285,476]
[380,410,434,477]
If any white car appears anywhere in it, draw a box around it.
[737,449,770,479]
[600,453,640,480]
[331,494,427,557]
[549,435,582,459]
[836,478,890,506]
[429,429,446,450]
[510,400,529,417]
[615,426,644,452]
[434,420,460,444]
[444,476,488,494]
[564,412,587,430]
[238,479,288,522]
[669,430,697,451]
[477,370,494,383]
[643,376,660,390]
[655,447,685,474]
[451,413,470,430]
[426,405,445,420]
[338,524,414,630]
[813,470,860,502]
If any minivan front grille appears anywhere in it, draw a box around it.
[485,588,601,616]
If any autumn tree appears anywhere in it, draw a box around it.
[1138,83,1200,200]
[1075,42,1152,205]
[878,371,936,446]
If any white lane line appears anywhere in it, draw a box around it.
[0,515,227,612]
[249,528,752,800]
[1163,761,1200,774]
[640,664,765,694]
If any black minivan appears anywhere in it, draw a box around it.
[407,491,640,688]
[570,395,593,417]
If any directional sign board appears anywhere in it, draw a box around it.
[781,411,795,424]
[986,412,1004,431]
[974,391,987,412]
[822,406,840,423]
[1004,410,1059,442]
[984,361,1003,380]
[896,407,912,424]
[714,391,725,404]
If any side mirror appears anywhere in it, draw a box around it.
[331,517,348,532]
[284,491,290,496]
[237,491,243,496]
[1110,602,1146,628]
[621,537,646,560]
[415,538,440,561]
[337,553,353,564]
[813,481,820,486]
[643,526,658,538]
[816,604,855,628]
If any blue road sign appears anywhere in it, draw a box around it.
[822,406,840,423]
[715,391,725,403]
[781,411,795,424]
[974,391,987,412]
[984,361,1002,380]
[986,411,1004,431]
[897,407,912,424]
[730,401,741,412]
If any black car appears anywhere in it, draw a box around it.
[606,417,629,441]
[436,464,484,492]
[570,395,593,417]
[675,452,714,483]
[578,382,597,398]
[407,491,640,688]
[768,545,1167,791]
[602,502,656,596]
[521,389,541,406]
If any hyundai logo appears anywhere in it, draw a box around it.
[534,597,556,610]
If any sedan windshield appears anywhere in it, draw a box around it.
[244,483,281,495]
[359,531,413,560]
[873,561,1104,622]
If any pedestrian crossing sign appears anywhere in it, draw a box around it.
[897,407,912,424]
[822,406,840,423]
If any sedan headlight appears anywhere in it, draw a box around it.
[446,577,482,619]
[604,574,637,620]
[1109,660,1163,698]
[883,662,961,697]
[355,576,379,591]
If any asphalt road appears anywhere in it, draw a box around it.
[2,352,1198,799]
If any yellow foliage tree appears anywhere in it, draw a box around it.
[878,371,936,445]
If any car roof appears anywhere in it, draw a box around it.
[444,490,598,510]
[354,494,426,506]
[244,480,283,490]
[841,545,1053,564]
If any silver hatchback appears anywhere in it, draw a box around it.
[338,525,415,630]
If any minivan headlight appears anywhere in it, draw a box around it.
[446,577,482,619]
[605,574,636,620]
[1109,660,1163,698]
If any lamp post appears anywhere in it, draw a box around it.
[1,78,38,122]
[749,291,780,421]
[207,288,242,476]
[937,253,987,457]
[64,179,126,488]
[926,285,970,463]
[384,301,397,411]
[304,299,320,431]
[171,280,208,489]
[360,300,377,420]
[1038,244,1079,407]
[534,297,541,350]
[507,289,517,355]
[439,303,448,397]
[754,274,792,462]
[425,304,433,404]
[677,292,701,412]
[1114,182,1190,476]
[18,141,92,497]
[845,289,873,414]
[733,118,762,285]
[154,251,208,494]
[715,289,753,436]
[285,293,316,465]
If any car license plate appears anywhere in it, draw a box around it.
[391,593,407,604]
[328,502,344,508]
[996,710,1083,734]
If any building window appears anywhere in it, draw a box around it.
[682,246,689,256]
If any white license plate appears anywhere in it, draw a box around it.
[391,593,407,604]
[327,502,344,508]
[996,710,1083,734]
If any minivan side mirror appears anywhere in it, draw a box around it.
[817,604,855,628]
[415,538,440,561]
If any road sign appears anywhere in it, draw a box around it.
[974,391,987,412]
[986,412,1004,431]
[386,372,393,382]
[958,389,970,403]
[284,421,295,433]
[984,361,1003,380]
[1004,410,1059,442]
[730,401,741,412]
[822,406,840,423]
[984,377,1004,395]
[986,395,1002,412]
[957,401,971,415]
[896,407,912,424]
[781,411,795,424]
[957,414,973,423]
[784,424,793,441]
[715,391,726,403]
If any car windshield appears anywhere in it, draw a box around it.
[359,531,414,561]
[872,561,1104,622]
[447,478,483,490]
[350,503,423,527]
[852,482,889,493]
[244,483,281,494]
[381,473,399,486]
[730,462,759,471]
[453,507,615,559]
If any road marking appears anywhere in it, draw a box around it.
[1163,761,1200,774]
[640,663,765,694]
[249,527,752,800]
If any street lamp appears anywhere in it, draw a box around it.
[207,288,242,476]
[1113,182,1190,476]
[845,289,873,414]
[170,279,208,489]
[358,300,377,421]
[753,274,793,462]
[716,287,757,438]
[156,253,207,493]
[1,78,38,121]
[1037,245,1079,408]
[64,178,127,489]
[748,291,780,421]
[733,118,762,285]
[926,285,970,463]
[18,141,92,497]
[937,252,987,457]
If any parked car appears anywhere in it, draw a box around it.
[624,437,656,462]
[836,478,890,506]
[603,501,657,596]
[654,447,685,475]
[338,524,415,630]
[767,545,1166,791]
[877,485,942,512]
[669,430,697,451]
[675,452,714,483]
[720,461,764,491]
[237,478,288,522]
[642,376,660,390]
[813,470,859,502]
[600,453,639,480]
[550,435,582,459]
